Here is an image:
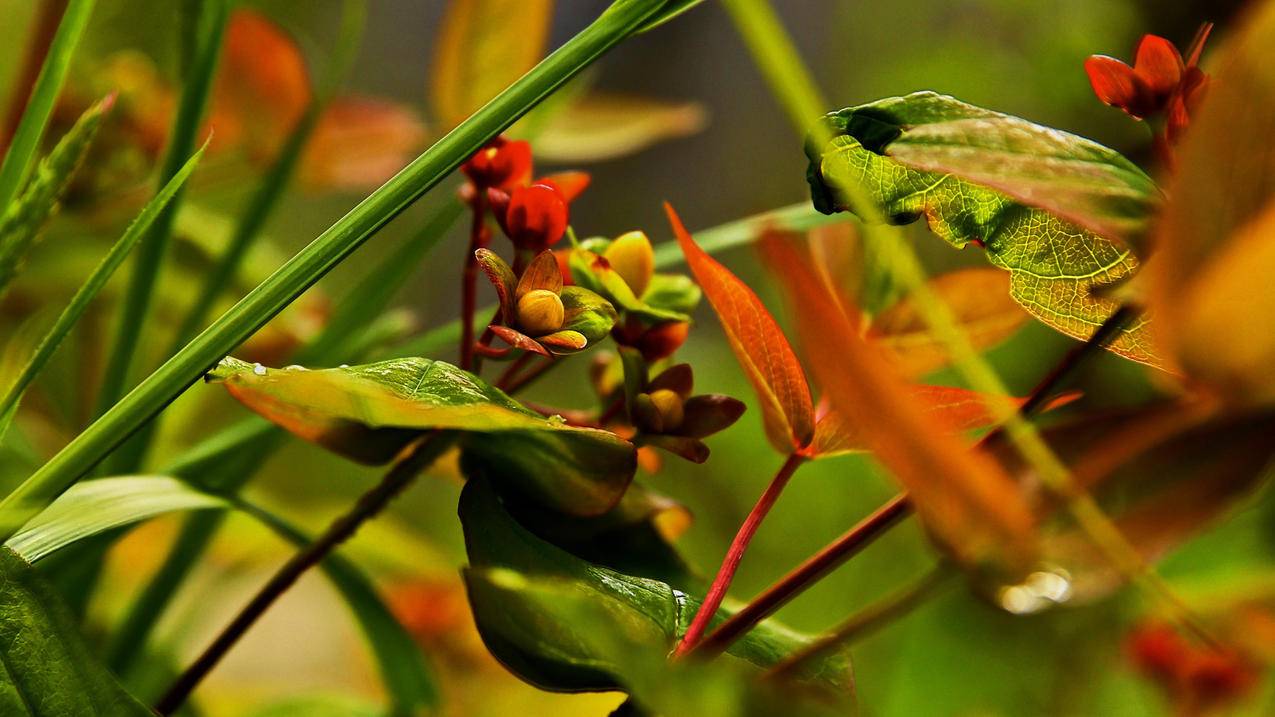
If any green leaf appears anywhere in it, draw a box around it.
[459,477,853,694]
[559,285,619,343]
[806,91,1160,367]
[0,96,110,292]
[641,272,702,316]
[0,143,207,442]
[466,569,848,717]
[831,91,1160,247]
[0,0,96,213]
[0,547,151,715]
[5,476,225,564]
[208,356,636,515]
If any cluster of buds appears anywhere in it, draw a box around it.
[476,249,616,356]
[569,230,701,361]
[631,363,745,463]
[1127,620,1257,712]
[1084,24,1212,145]
[460,135,589,252]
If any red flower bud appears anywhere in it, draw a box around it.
[461,136,532,190]
[499,182,569,251]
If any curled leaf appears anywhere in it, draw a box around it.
[807,92,1161,367]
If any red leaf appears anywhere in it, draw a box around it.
[1084,56,1141,114]
[666,203,815,452]
[1134,34,1185,99]
[762,235,1037,575]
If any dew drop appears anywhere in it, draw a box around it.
[997,568,1072,615]
[252,363,267,376]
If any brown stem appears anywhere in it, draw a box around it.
[690,491,911,659]
[765,564,953,680]
[691,304,1137,659]
[502,355,558,396]
[597,395,625,426]
[460,194,489,371]
[154,433,451,715]
[675,452,806,656]
[1,0,66,152]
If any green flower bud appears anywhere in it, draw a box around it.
[604,230,655,297]
[647,388,685,432]
[517,289,565,335]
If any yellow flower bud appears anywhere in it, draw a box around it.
[604,230,655,297]
[647,388,684,432]
[517,289,565,335]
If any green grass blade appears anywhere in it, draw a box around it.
[0,144,206,442]
[0,0,672,542]
[0,96,111,292]
[93,0,229,423]
[5,476,226,563]
[0,0,95,212]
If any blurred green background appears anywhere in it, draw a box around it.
[1,1,1270,715]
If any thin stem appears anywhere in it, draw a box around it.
[153,432,452,715]
[766,564,953,681]
[460,194,488,371]
[495,350,536,390]
[675,452,806,656]
[691,491,910,659]
[502,355,558,395]
[0,0,671,542]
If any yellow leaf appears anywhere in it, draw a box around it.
[533,93,707,163]
[431,0,555,128]
[1152,2,1275,403]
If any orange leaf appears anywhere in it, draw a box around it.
[869,268,1029,377]
[809,386,1078,459]
[211,9,312,159]
[666,203,815,452]
[301,97,427,191]
[1151,3,1275,404]
[762,235,1037,575]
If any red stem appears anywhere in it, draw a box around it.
[459,194,488,371]
[495,351,536,391]
[690,492,911,659]
[675,452,806,657]
[502,355,558,395]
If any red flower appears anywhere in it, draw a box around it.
[461,136,532,191]
[1084,24,1212,133]
[488,172,590,251]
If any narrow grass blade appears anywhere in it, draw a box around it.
[0,144,207,441]
[0,96,111,292]
[93,0,229,423]
[0,0,96,212]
